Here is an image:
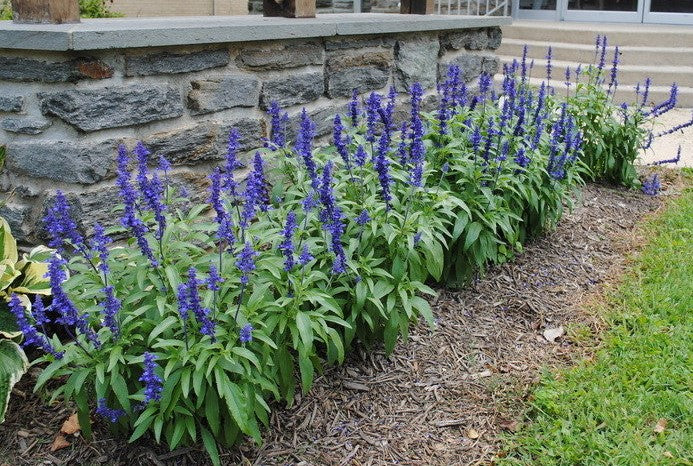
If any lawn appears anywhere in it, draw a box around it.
[501,172,693,465]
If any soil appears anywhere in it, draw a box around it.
[0,178,677,466]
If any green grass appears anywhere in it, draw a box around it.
[501,174,693,466]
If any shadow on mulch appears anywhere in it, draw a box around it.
[0,179,677,466]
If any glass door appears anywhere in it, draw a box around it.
[643,0,693,24]
[513,0,560,20]
[562,0,645,22]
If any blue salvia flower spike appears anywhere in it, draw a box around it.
[140,352,163,403]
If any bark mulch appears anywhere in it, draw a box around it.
[0,181,672,466]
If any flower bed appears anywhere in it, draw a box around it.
[4,36,687,464]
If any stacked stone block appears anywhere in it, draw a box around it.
[0,27,501,244]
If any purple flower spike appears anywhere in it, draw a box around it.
[236,242,258,285]
[409,82,426,188]
[44,191,85,255]
[295,109,319,190]
[207,264,223,291]
[349,89,360,127]
[100,285,121,338]
[279,211,298,271]
[298,244,314,266]
[365,92,382,143]
[139,352,163,403]
[90,224,111,276]
[354,144,368,167]
[224,129,242,196]
[267,102,288,149]
[641,174,661,196]
[96,398,125,423]
[9,294,62,358]
[355,209,371,226]
[239,323,253,344]
[333,114,352,170]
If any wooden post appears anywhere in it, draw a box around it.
[11,0,80,23]
[400,0,434,14]
[263,0,316,18]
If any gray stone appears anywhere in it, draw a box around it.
[0,56,113,83]
[142,117,265,167]
[125,49,230,76]
[216,117,266,153]
[287,103,345,141]
[324,35,396,51]
[326,49,392,98]
[395,36,440,92]
[236,42,323,70]
[487,27,502,50]
[143,122,220,166]
[439,53,498,83]
[0,96,24,113]
[187,75,261,115]
[5,139,117,184]
[261,71,324,109]
[38,85,184,132]
[1,117,52,135]
[0,203,31,243]
[441,29,488,51]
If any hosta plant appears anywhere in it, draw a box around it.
[0,216,52,423]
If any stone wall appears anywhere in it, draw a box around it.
[0,16,505,244]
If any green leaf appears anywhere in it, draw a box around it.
[201,426,221,466]
[464,222,483,251]
[295,312,313,349]
[0,340,28,423]
[148,315,178,344]
[298,350,314,393]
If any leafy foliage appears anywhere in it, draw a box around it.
[0,339,29,423]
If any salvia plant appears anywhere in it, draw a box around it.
[531,34,690,187]
[12,36,673,462]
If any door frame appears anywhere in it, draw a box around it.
[512,0,561,20]
[561,0,645,23]
[642,0,693,24]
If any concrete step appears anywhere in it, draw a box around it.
[497,38,693,68]
[498,55,693,88]
[492,75,693,107]
[502,20,693,47]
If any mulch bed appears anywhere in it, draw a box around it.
[0,181,672,466]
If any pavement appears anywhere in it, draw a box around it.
[639,108,693,168]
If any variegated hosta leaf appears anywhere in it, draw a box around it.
[12,261,51,296]
[0,339,29,423]
[0,217,18,264]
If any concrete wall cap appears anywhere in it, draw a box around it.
[0,13,511,51]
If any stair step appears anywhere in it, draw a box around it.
[498,56,693,88]
[497,38,693,68]
[502,20,693,47]
[492,75,693,107]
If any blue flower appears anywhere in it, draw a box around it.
[374,132,393,210]
[90,224,111,276]
[295,109,319,190]
[100,285,121,338]
[44,191,86,255]
[96,398,125,423]
[298,244,314,266]
[354,145,368,167]
[365,92,382,144]
[182,268,216,339]
[239,323,253,344]
[134,142,167,241]
[116,145,157,267]
[267,101,288,149]
[279,211,298,271]
[355,209,371,226]
[651,145,682,166]
[48,254,100,348]
[9,294,62,358]
[545,46,553,81]
[139,352,163,403]
[409,83,426,187]
[206,265,223,291]
[333,114,351,171]
[514,148,531,168]
[318,161,346,274]
[641,174,661,196]
[240,153,267,229]
[349,89,360,127]
[236,242,258,285]
[413,232,422,246]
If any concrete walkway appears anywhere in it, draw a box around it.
[639,108,693,168]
